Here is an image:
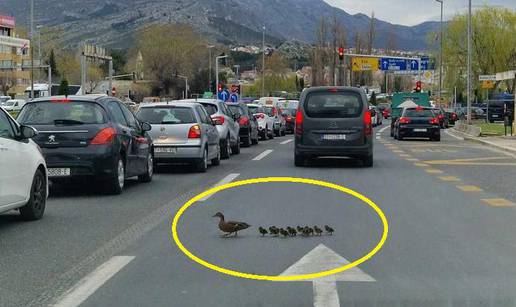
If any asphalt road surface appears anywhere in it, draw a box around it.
[2,122,516,307]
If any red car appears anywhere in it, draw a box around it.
[383,108,391,119]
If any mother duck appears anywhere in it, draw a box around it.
[213,212,251,237]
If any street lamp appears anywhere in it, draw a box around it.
[262,25,266,98]
[467,0,472,124]
[207,45,214,92]
[176,74,189,99]
[233,65,240,81]
[215,55,229,97]
[435,0,443,105]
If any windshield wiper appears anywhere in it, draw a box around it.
[54,119,85,125]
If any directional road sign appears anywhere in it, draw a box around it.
[230,93,238,102]
[479,75,497,81]
[409,59,419,71]
[420,56,435,70]
[217,89,229,102]
[352,57,379,72]
[380,58,407,71]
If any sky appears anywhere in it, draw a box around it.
[324,0,516,26]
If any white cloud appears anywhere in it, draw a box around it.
[324,0,516,26]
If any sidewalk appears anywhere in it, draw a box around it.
[449,128,516,154]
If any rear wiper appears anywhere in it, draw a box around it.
[54,119,85,125]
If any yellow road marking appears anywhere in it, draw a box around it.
[425,169,444,174]
[481,199,516,207]
[399,154,411,158]
[407,158,419,162]
[392,150,404,153]
[414,163,430,167]
[423,156,516,166]
[456,185,483,192]
[439,176,461,182]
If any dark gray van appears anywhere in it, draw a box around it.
[294,87,373,167]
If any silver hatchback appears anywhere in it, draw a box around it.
[136,102,221,172]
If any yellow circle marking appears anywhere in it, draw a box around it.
[171,177,389,281]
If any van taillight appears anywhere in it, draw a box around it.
[91,127,116,145]
[188,125,201,139]
[364,111,372,136]
[295,110,303,135]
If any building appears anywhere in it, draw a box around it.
[0,14,30,96]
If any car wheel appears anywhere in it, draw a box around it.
[231,136,241,154]
[106,157,125,195]
[432,135,441,142]
[281,128,286,136]
[19,169,46,221]
[362,155,374,167]
[390,129,394,137]
[242,130,251,147]
[252,134,259,145]
[269,128,274,139]
[221,136,231,159]
[211,145,221,166]
[294,153,306,167]
[138,153,153,183]
[195,148,208,173]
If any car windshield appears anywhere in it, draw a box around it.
[0,100,14,106]
[305,91,362,118]
[137,107,196,124]
[17,101,107,125]
[248,106,264,114]
[404,108,435,117]
[200,103,218,116]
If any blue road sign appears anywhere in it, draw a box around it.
[218,90,229,101]
[420,56,435,70]
[409,59,419,71]
[230,93,238,102]
[380,58,407,71]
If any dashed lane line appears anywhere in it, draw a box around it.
[481,199,516,207]
[252,149,274,161]
[414,163,430,167]
[198,173,240,201]
[456,185,483,192]
[439,176,461,182]
[425,169,444,174]
[281,139,294,145]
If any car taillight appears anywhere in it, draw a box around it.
[286,116,292,122]
[438,114,444,120]
[271,108,277,116]
[188,125,201,139]
[91,127,116,145]
[211,115,225,125]
[51,98,72,103]
[364,111,372,135]
[430,117,440,125]
[239,116,249,126]
[452,113,458,119]
[295,110,303,135]
[399,117,411,124]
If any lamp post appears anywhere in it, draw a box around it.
[176,74,188,99]
[216,55,228,97]
[435,0,443,105]
[234,65,240,81]
[30,0,34,99]
[262,25,266,98]
[467,0,472,124]
[207,45,214,92]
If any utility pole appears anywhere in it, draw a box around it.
[435,0,443,104]
[234,65,240,81]
[208,45,214,93]
[215,55,228,98]
[467,0,472,124]
[30,0,34,99]
[108,60,113,97]
[176,74,188,99]
[262,25,266,98]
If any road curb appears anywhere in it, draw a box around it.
[451,128,516,155]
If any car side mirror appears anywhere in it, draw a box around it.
[141,122,152,132]
[20,125,37,139]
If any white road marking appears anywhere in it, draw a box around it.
[445,129,464,141]
[376,136,381,140]
[281,139,294,145]
[53,256,134,307]
[252,149,274,161]
[280,244,375,307]
[198,173,240,201]
[378,125,390,134]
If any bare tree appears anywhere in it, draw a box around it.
[311,17,329,86]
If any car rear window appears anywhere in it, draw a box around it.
[228,105,245,116]
[404,109,435,117]
[18,101,107,125]
[264,107,276,117]
[137,107,196,124]
[282,109,297,116]
[305,91,363,118]
[200,103,218,116]
[248,106,264,114]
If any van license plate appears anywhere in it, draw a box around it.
[48,168,71,177]
[413,129,427,132]
[322,134,346,140]
[155,147,177,153]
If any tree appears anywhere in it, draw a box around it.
[56,51,81,84]
[110,49,127,75]
[58,79,69,96]
[87,66,103,94]
[47,49,58,77]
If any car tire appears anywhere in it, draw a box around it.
[106,156,125,195]
[432,135,441,142]
[211,145,221,166]
[294,153,306,167]
[242,130,251,147]
[281,128,286,136]
[195,148,208,173]
[19,169,46,221]
[362,155,374,167]
[221,136,231,159]
[138,153,154,183]
[252,134,259,145]
[390,129,394,137]
[231,137,241,154]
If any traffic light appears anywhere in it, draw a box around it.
[415,81,422,93]
[338,47,344,61]
[217,83,222,93]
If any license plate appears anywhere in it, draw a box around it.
[48,168,71,177]
[413,128,427,132]
[155,147,177,153]
[492,115,498,117]
[322,134,346,140]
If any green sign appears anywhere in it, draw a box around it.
[202,92,214,99]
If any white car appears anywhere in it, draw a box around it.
[247,103,275,140]
[0,107,47,220]
[1,99,26,112]
[369,106,383,126]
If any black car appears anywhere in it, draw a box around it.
[17,95,154,194]
[281,108,297,133]
[393,107,440,141]
[227,102,259,147]
[432,107,449,128]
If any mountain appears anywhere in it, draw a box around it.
[0,0,439,50]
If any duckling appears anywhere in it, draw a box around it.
[324,225,334,235]
[287,227,297,237]
[296,226,304,232]
[301,227,310,237]
[306,226,314,236]
[269,226,279,237]
[279,228,290,238]
[212,212,251,237]
[314,226,323,236]
[258,227,268,236]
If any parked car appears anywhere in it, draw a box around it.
[183,99,240,159]
[281,108,297,133]
[432,107,449,128]
[393,106,440,141]
[294,87,374,167]
[17,95,154,194]
[264,105,286,136]
[136,102,221,172]
[227,102,259,147]
[444,108,459,126]
[247,103,275,140]
[369,106,382,126]
[0,107,47,220]
[382,108,391,119]
[1,99,26,112]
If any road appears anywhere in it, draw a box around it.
[2,123,516,306]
